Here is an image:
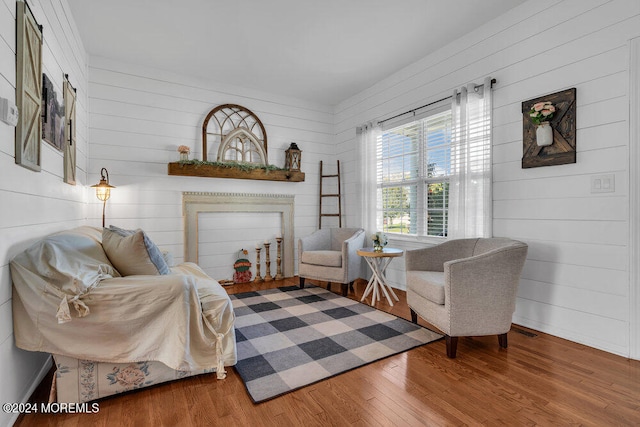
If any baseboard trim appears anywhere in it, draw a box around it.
[512,315,628,358]
[7,355,52,427]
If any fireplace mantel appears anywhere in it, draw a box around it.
[169,163,305,182]
[182,192,295,277]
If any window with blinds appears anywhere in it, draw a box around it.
[376,109,452,237]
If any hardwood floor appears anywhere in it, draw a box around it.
[15,277,640,426]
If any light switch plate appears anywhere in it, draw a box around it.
[591,174,615,193]
[0,97,19,127]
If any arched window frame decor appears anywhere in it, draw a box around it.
[202,104,268,164]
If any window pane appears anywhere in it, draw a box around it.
[381,185,416,235]
[426,147,450,177]
[377,125,420,184]
[426,182,448,237]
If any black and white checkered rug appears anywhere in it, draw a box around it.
[230,285,442,403]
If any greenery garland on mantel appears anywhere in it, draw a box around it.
[169,159,305,182]
[177,159,288,173]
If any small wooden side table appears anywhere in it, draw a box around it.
[356,247,403,306]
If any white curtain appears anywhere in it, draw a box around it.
[448,77,493,239]
[357,122,381,237]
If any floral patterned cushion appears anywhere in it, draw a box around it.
[53,354,215,403]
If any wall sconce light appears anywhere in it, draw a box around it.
[91,167,115,227]
[285,143,302,172]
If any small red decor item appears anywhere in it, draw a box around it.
[233,249,253,284]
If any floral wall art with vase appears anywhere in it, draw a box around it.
[522,88,576,168]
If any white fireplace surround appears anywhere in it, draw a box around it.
[182,192,295,277]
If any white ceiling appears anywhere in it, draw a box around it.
[67,0,527,106]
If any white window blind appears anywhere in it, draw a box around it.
[376,109,452,237]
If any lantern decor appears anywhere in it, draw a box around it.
[91,167,115,228]
[285,143,302,172]
[233,249,253,284]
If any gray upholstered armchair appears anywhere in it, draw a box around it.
[298,228,365,296]
[405,238,528,358]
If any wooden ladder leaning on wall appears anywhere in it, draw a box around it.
[319,160,342,229]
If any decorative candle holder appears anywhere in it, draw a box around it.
[263,242,273,281]
[275,237,283,280]
[254,246,263,282]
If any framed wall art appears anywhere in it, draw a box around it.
[42,74,65,151]
[15,0,43,171]
[522,88,576,168]
[63,75,77,185]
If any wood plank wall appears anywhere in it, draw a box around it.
[0,0,88,425]
[86,56,336,280]
[335,0,640,358]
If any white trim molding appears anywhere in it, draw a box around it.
[8,356,52,426]
[629,37,640,360]
[182,192,295,277]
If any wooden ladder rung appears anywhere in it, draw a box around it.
[319,160,342,229]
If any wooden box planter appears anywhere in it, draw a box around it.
[167,162,305,182]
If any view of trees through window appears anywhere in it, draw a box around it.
[377,110,452,237]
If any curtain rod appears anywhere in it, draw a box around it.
[377,78,496,126]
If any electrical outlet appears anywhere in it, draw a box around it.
[0,97,19,127]
[591,174,615,193]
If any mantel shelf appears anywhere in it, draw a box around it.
[167,162,305,182]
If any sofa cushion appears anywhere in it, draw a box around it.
[301,250,342,268]
[102,227,170,276]
[406,271,445,305]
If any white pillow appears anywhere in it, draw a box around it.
[102,227,170,276]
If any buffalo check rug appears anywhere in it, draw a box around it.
[230,285,442,403]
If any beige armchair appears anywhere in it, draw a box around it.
[298,228,365,296]
[405,238,528,358]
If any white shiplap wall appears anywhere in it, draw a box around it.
[87,56,337,280]
[335,0,640,358]
[0,0,88,425]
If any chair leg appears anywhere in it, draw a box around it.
[445,336,458,358]
[299,277,305,289]
[326,282,332,292]
[410,308,418,324]
[498,333,508,349]
[341,283,348,296]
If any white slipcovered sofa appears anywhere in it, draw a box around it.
[11,226,236,403]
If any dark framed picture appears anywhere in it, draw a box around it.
[522,88,576,168]
[42,73,65,151]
